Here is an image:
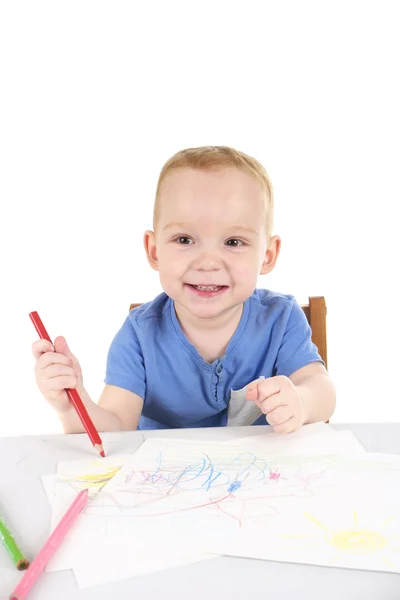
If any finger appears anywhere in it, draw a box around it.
[246,384,259,401]
[257,393,287,414]
[40,364,77,381]
[32,339,54,360]
[247,376,289,403]
[54,336,76,361]
[266,406,292,426]
[272,416,299,434]
[246,379,274,402]
[42,375,77,392]
[36,352,73,371]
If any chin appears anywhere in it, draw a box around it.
[173,299,224,319]
[188,300,241,320]
[191,307,225,319]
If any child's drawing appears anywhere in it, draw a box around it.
[41,436,400,581]
[86,441,341,535]
[275,507,400,571]
[59,463,122,493]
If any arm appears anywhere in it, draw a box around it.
[59,385,144,433]
[289,362,336,424]
[33,313,146,434]
[246,296,336,432]
[62,310,146,433]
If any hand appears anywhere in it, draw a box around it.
[32,336,84,414]
[245,376,306,433]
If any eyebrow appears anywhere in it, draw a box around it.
[162,223,259,235]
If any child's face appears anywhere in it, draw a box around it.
[145,167,280,320]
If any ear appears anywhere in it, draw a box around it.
[260,235,281,275]
[143,230,159,271]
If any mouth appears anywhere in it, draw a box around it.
[190,284,226,291]
[185,284,229,297]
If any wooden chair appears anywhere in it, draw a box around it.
[129,296,328,368]
[300,296,327,369]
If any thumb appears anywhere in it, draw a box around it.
[53,335,76,360]
[246,376,265,402]
[246,383,259,401]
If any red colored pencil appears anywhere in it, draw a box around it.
[29,311,105,458]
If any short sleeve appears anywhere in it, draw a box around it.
[104,316,146,399]
[274,298,324,377]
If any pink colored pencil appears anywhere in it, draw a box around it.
[9,489,89,600]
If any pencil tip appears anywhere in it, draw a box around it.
[94,443,105,457]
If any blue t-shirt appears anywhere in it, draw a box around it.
[105,289,323,430]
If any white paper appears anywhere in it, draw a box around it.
[150,421,335,444]
[221,421,336,442]
[193,452,400,574]
[97,438,367,544]
[41,455,213,576]
[72,541,217,587]
[42,454,132,572]
[42,426,400,588]
[219,430,366,455]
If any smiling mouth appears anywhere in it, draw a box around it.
[188,284,227,291]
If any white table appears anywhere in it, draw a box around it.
[1,424,400,600]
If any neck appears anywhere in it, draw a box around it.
[174,301,243,334]
[173,302,244,363]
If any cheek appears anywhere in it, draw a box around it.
[158,248,184,275]
[230,256,263,288]
[230,251,261,271]
[157,244,174,262]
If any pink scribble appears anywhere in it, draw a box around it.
[294,469,327,493]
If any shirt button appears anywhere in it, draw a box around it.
[217,365,223,373]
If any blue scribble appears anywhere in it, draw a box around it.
[227,481,241,493]
[140,449,269,493]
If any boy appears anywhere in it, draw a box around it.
[32,146,336,434]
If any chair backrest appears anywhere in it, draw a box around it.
[300,296,327,369]
[129,295,327,368]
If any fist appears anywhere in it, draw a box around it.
[32,336,83,414]
[246,375,306,434]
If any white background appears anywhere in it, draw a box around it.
[1,1,399,437]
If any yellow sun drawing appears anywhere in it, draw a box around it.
[280,510,400,570]
[302,511,400,568]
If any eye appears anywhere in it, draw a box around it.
[176,236,193,245]
[226,238,245,247]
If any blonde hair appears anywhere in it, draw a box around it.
[153,146,274,239]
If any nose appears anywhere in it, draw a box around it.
[192,251,222,272]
